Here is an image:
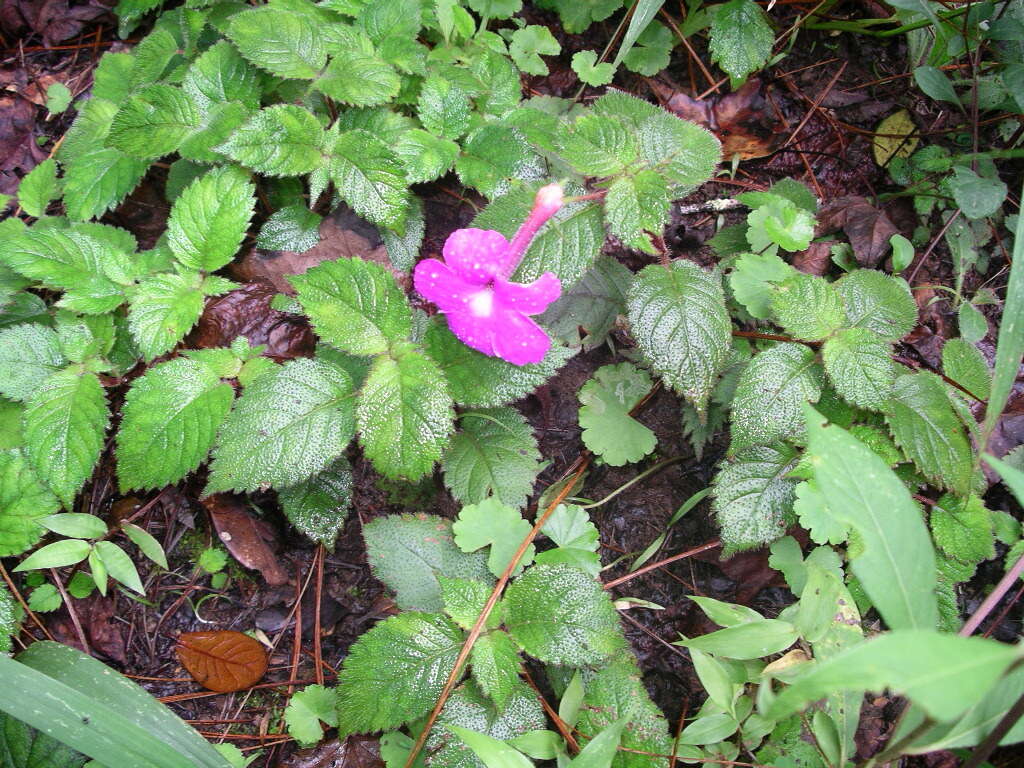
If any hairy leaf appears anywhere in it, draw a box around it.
[931,494,994,566]
[257,205,322,252]
[17,158,58,218]
[942,338,991,402]
[128,273,206,361]
[558,114,636,177]
[604,170,671,254]
[442,408,541,509]
[731,343,822,453]
[218,105,326,177]
[713,444,799,555]
[418,75,472,140]
[578,363,656,466]
[0,323,65,402]
[108,84,200,160]
[315,47,401,107]
[538,255,631,349]
[395,130,460,184]
[278,459,353,548]
[834,269,917,340]
[117,357,234,492]
[206,359,355,493]
[770,273,845,341]
[336,613,464,735]
[328,129,409,233]
[182,40,263,111]
[822,327,897,410]
[225,7,326,78]
[0,449,59,557]
[627,261,731,413]
[709,0,773,82]
[166,166,255,273]
[455,124,540,200]
[470,630,522,710]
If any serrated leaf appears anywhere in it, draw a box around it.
[508,25,560,76]
[440,576,495,631]
[423,318,576,408]
[470,630,522,710]
[182,40,263,110]
[503,564,624,665]
[578,363,656,466]
[17,158,58,218]
[713,444,799,555]
[884,372,973,494]
[206,358,355,493]
[0,583,16,653]
[728,251,796,319]
[472,183,605,287]
[357,347,454,481]
[453,498,535,577]
[291,257,411,356]
[0,449,60,557]
[0,323,65,402]
[277,458,353,548]
[571,50,614,86]
[285,684,338,747]
[117,357,234,492]
[179,101,254,166]
[442,408,541,509]
[166,166,255,273]
[455,125,539,200]
[328,130,409,233]
[365,514,492,612]
[395,129,460,185]
[257,205,322,252]
[558,114,636,178]
[709,0,773,82]
[128,273,206,361]
[418,76,472,140]
[626,261,731,413]
[942,338,991,402]
[834,269,918,340]
[24,370,109,508]
[538,255,631,349]
[730,343,823,452]
[315,47,401,106]
[336,612,464,736]
[822,327,897,410]
[793,479,848,545]
[108,85,201,160]
[745,195,815,253]
[225,7,326,78]
[771,273,845,341]
[218,105,326,176]
[931,493,994,566]
[604,170,671,254]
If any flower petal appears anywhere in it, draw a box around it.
[442,228,511,283]
[444,307,498,358]
[493,311,552,365]
[413,258,480,313]
[493,272,562,315]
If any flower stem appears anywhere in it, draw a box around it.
[502,184,564,278]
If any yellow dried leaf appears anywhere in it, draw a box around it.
[873,109,919,167]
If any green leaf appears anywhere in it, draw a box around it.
[446,725,533,768]
[730,343,823,452]
[571,50,614,86]
[58,100,148,221]
[456,125,539,200]
[257,205,322,252]
[503,564,624,665]
[538,256,631,350]
[117,357,234,492]
[558,114,636,178]
[45,82,73,115]
[793,479,848,545]
[688,595,765,627]
[291,257,411,356]
[621,20,674,75]
[453,498,535,578]
[469,631,522,710]
[770,273,845,341]
[395,130,460,184]
[122,522,168,569]
[218,105,326,176]
[415,319,577,408]
[328,130,410,233]
[182,40,263,111]
[24,371,108,509]
[805,404,938,630]
[16,539,92,571]
[535,504,601,575]
[197,547,227,574]
[709,0,773,83]
[17,158,59,218]
[543,0,620,33]
[931,494,994,565]
[285,684,337,748]
[418,76,472,140]
[442,408,541,509]
[949,166,1007,220]
[884,372,973,494]
[315,46,401,107]
[108,85,201,161]
[744,196,815,253]
[364,514,492,612]
[767,630,1022,723]
[94,541,143,594]
[336,612,464,736]
[440,576,495,632]
[0,449,59,557]
[942,337,991,401]
[0,323,65,402]
[822,327,897,410]
[509,25,560,75]
[40,512,106,539]
[166,166,255,273]
[206,358,355,493]
[578,363,656,466]
[357,347,454,481]
[728,251,796,320]
[225,7,326,78]
[604,170,671,254]
[713,444,799,555]
[833,269,917,340]
[128,273,206,361]
[677,619,798,659]
[29,583,63,612]
[958,301,988,344]
[626,261,732,413]
[278,458,352,548]
[914,66,962,108]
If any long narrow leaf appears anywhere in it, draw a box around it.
[611,0,666,69]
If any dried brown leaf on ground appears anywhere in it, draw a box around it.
[176,629,268,692]
[817,195,901,267]
[48,593,127,664]
[203,494,289,586]
[281,736,384,768]
[791,240,833,275]
[0,0,106,46]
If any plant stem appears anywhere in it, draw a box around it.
[580,456,687,510]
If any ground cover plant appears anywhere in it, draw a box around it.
[0,0,1022,766]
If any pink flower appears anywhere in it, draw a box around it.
[414,184,564,366]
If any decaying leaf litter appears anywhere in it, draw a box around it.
[0,1,1022,766]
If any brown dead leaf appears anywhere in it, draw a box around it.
[2,0,105,46]
[791,241,833,276]
[203,494,289,586]
[652,79,784,160]
[234,205,403,293]
[189,281,315,361]
[176,630,268,692]
[281,736,384,768]
[816,196,900,268]
[47,594,126,664]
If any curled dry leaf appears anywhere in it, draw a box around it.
[203,493,289,585]
[176,630,268,692]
